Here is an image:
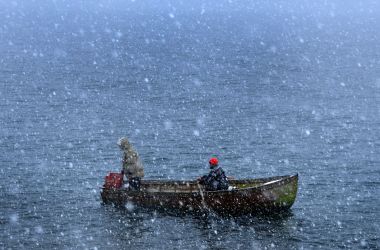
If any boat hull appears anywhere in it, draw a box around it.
[101,174,298,216]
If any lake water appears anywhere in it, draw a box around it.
[1,0,379,249]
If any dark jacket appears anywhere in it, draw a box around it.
[199,166,229,191]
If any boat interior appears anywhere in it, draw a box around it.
[133,175,293,193]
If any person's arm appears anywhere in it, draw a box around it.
[198,174,206,183]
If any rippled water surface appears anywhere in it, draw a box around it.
[1,0,379,249]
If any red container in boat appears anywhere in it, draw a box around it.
[104,172,123,189]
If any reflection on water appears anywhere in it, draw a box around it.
[102,205,299,249]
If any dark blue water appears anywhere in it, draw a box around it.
[1,0,379,249]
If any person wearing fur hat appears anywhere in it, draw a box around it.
[117,137,144,190]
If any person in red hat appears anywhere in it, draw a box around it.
[198,157,229,191]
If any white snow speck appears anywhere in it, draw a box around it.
[112,51,118,58]
[10,214,18,223]
[116,31,123,38]
[35,226,44,234]
[193,78,202,86]
[125,201,135,211]
[196,117,205,126]
[360,239,367,247]
[164,121,173,130]
[337,221,342,227]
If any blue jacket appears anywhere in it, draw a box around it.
[200,166,229,191]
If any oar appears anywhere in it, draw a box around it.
[197,182,207,210]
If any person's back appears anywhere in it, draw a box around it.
[118,137,144,190]
[199,157,229,191]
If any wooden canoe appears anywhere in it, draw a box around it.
[101,174,298,216]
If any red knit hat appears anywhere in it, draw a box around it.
[209,157,219,166]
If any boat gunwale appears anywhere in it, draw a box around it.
[201,173,298,194]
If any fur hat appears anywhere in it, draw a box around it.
[117,137,132,150]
